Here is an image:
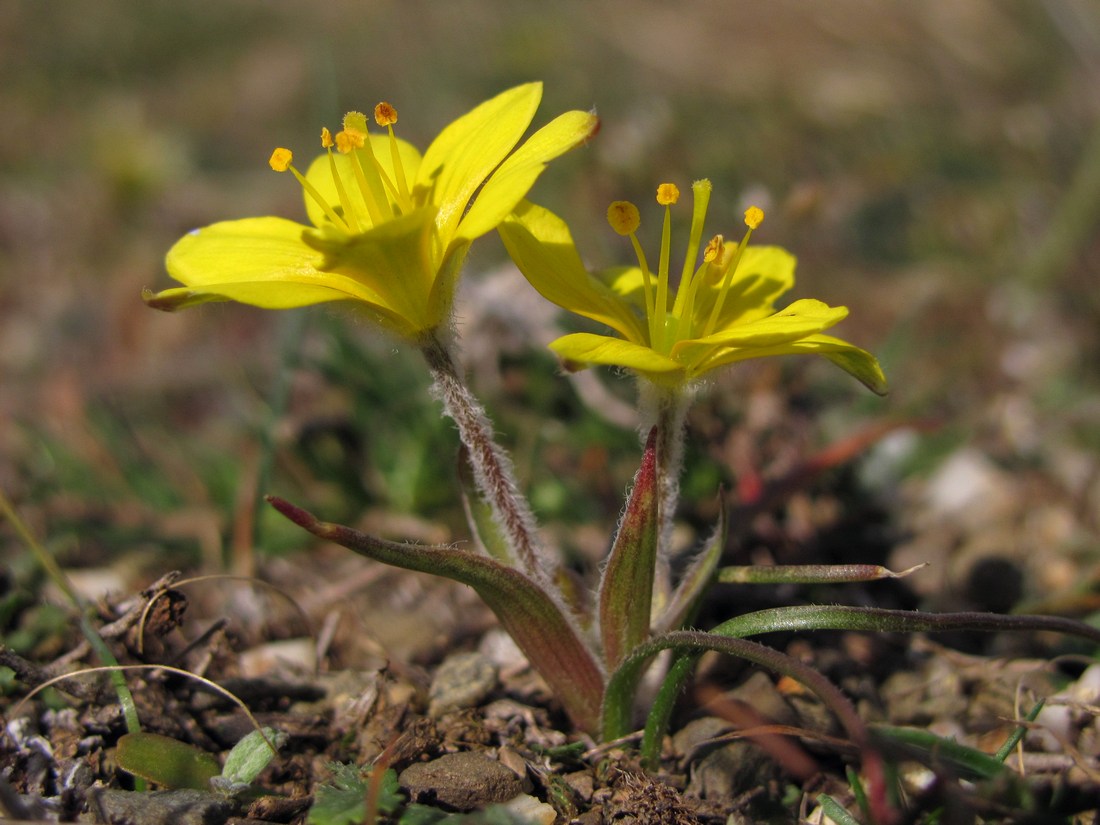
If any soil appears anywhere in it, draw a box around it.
[4,445,1100,825]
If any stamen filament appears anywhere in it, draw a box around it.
[672,180,713,339]
[629,232,657,343]
[347,148,389,226]
[655,200,673,353]
[326,151,362,233]
[702,208,763,338]
[673,261,710,342]
[375,104,412,211]
[287,163,351,234]
[385,127,412,210]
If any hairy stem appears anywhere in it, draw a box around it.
[420,334,547,579]
[639,383,690,597]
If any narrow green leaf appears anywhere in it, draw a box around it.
[870,725,1007,780]
[994,699,1044,762]
[597,429,658,670]
[456,445,514,565]
[717,562,925,585]
[219,726,287,787]
[654,503,726,634]
[704,603,1100,645]
[268,496,605,734]
[816,794,863,825]
[116,732,221,790]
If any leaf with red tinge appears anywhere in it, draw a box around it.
[267,495,606,734]
[597,428,658,670]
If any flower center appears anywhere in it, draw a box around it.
[606,180,764,355]
[268,102,414,235]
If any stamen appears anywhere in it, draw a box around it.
[376,102,411,209]
[702,206,765,338]
[671,179,713,339]
[656,183,680,206]
[653,184,677,353]
[607,201,640,235]
[268,148,293,172]
[343,112,403,222]
[607,201,655,336]
[703,234,724,263]
[270,148,351,233]
[324,137,362,234]
[373,102,398,126]
[334,116,387,226]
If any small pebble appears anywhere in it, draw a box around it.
[398,751,524,811]
[428,651,497,717]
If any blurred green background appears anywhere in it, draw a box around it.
[2,1,1098,601]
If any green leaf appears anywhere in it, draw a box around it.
[217,727,287,789]
[870,725,1008,781]
[268,496,606,735]
[456,445,515,565]
[597,428,658,670]
[308,763,403,825]
[816,794,863,825]
[115,732,220,790]
[655,502,726,633]
[717,562,925,585]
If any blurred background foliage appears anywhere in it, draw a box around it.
[1,1,1099,622]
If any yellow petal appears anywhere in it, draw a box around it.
[697,333,888,394]
[157,217,385,308]
[457,109,599,241]
[549,333,684,379]
[693,246,796,327]
[673,299,848,365]
[417,83,542,242]
[499,201,646,342]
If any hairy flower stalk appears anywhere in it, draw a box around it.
[419,335,547,579]
[638,382,689,602]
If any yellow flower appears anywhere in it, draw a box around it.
[498,180,887,393]
[145,83,599,341]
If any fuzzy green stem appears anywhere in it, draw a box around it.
[420,334,547,579]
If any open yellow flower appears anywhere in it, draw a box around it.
[144,83,599,341]
[499,180,886,393]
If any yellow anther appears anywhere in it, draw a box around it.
[656,183,680,206]
[374,102,398,126]
[268,148,293,172]
[703,234,724,263]
[607,201,641,236]
[335,129,365,154]
[744,206,764,230]
[321,127,334,149]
